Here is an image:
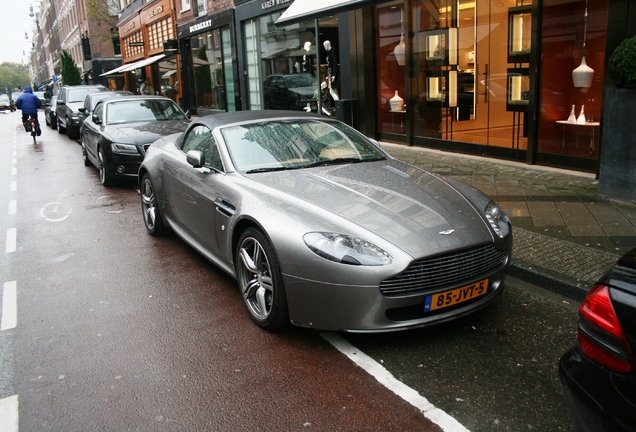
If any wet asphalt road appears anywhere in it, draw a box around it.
[0,110,579,431]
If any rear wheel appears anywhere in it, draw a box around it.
[140,174,167,236]
[235,228,289,330]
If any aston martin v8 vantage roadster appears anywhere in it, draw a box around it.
[139,111,512,332]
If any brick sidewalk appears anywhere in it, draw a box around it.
[380,142,636,299]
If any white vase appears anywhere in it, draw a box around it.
[577,105,586,124]
[390,90,404,112]
[567,105,576,124]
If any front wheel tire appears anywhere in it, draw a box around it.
[140,174,167,236]
[81,142,90,166]
[235,228,288,330]
[98,147,114,187]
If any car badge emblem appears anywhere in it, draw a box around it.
[439,229,455,235]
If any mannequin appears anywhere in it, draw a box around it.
[323,40,339,101]
[302,41,313,74]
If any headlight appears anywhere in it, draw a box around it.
[484,201,508,238]
[111,143,139,155]
[303,232,393,266]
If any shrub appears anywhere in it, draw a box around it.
[607,35,636,88]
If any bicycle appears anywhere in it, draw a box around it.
[28,117,37,144]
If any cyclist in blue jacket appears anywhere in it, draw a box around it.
[15,86,42,136]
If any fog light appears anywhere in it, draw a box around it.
[116,165,125,174]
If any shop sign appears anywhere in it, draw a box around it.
[142,0,171,25]
[120,15,142,37]
[190,19,212,33]
[262,0,291,10]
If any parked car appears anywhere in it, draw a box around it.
[263,74,319,112]
[139,110,513,332]
[559,246,636,432]
[78,90,132,131]
[33,90,48,106]
[44,95,57,128]
[56,84,108,139]
[0,94,16,112]
[81,95,190,187]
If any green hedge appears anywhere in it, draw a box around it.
[608,36,636,88]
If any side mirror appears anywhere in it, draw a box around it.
[92,114,102,125]
[57,100,65,106]
[78,108,86,113]
[186,150,205,168]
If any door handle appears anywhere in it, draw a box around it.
[477,63,489,104]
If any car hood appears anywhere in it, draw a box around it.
[250,160,494,258]
[106,121,190,145]
[289,86,318,97]
[66,101,84,114]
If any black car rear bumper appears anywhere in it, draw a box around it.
[559,347,636,432]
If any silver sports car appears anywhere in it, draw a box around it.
[139,111,512,332]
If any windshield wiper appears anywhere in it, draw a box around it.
[245,166,291,174]
[305,157,384,168]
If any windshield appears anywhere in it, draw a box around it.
[221,119,386,173]
[106,99,187,125]
[68,88,105,103]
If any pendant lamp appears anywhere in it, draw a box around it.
[572,0,594,87]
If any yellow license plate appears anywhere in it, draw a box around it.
[424,279,489,312]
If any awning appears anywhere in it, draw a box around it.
[101,54,168,76]
[275,0,387,26]
[99,63,129,77]
[119,54,167,72]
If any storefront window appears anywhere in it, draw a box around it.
[376,2,406,135]
[159,58,178,102]
[379,0,531,149]
[190,28,233,114]
[242,13,334,114]
[537,0,607,159]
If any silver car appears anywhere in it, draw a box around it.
[139,111,512,332]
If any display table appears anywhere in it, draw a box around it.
[390,109,406,133]
[555,120,600,156]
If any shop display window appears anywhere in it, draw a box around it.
[508,6,531,64]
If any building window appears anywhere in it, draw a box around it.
[123,31,144,59]
[148,17,175,52]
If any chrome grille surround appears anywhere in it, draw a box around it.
[380,244,508,297]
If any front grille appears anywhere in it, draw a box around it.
[380,244,508,297]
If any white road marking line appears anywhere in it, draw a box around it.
[1,281,17,331]
[11,167,16,176]
[5,229,16,254]
[8,200,16,215]
[322,332,470,432]
[10,181,16,192]
[0,394,19,432]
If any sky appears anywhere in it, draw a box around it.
[0,0,38,64]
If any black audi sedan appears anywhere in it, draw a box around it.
[80,95,190,187]
[559,247,636,432]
